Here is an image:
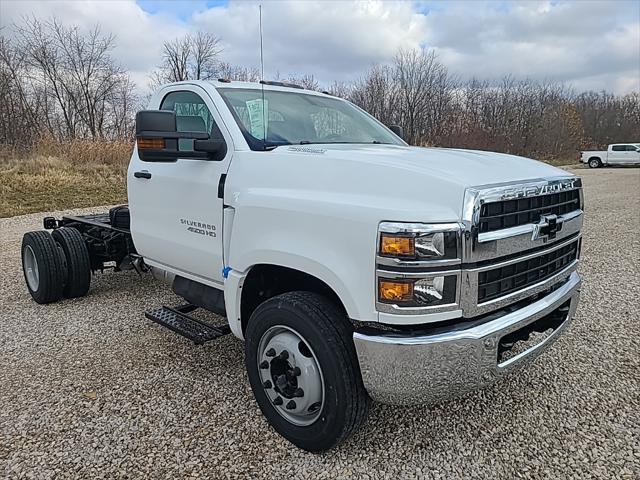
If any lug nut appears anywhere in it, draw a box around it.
[263,380,272,389]
[278,350,289,360]
[285,400,296,410]
[292,367,301,376]
[265,348,276,357]
[259,360,269,369]
[273,396,283,406]
[294,388,304,398]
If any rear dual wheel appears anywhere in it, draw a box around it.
[245,291,370,452]
[52,227,91,298]
[22,231,66,304]
[21,228,91,304]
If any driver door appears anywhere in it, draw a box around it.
[129,85,231,285]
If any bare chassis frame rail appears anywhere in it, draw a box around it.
[43,213,137,271]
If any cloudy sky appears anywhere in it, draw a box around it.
[1,0,638,94]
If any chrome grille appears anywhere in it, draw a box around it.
[479,189,581,233]
[477,239,579,303]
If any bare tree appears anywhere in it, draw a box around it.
[151,32,222,87]
[218,62,261,82]
[350,65,398,126]
[4,17,136,142]
[286,74,319,91]
[393,49,452,144]
[191,32,222,80]
[0,35,43,146]
[326,81,352,99]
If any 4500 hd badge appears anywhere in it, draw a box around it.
[180,218,216,238]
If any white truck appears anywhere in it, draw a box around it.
[581,143,640,168]
[21,80,584,452]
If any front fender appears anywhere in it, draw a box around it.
[226,199,380,325]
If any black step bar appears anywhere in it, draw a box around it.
[145,304,231,345]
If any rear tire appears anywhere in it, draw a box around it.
[52,227,91,298]
[245,291,370,452]
[588,157,602,168]
[21,231,65,304]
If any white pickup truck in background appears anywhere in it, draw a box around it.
[21,79,584,452]
[581,143,640,168]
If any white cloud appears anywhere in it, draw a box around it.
[421,0,640,93]
[0,0,186,90]
[190,0,429,82]
[0,0,638,94]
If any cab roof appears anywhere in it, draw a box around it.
[207,79,331,97]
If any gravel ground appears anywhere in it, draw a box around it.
[1,167,639,479]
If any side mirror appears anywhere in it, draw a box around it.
[135,110,219,161]
[136,110,176,136]
[194,139,227,161]
[389,125,404,140]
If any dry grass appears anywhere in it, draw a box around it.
[0,138,132,218]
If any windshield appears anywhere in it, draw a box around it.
[217,88,404,150]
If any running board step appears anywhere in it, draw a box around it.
[144,304,231,345]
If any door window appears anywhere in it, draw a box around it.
[611,145,626,152]
[160,90,224,152]
[625,145,638,151]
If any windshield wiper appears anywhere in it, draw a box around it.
[262,141,293,150]
[298,140,391,145]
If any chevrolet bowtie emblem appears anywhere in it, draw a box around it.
[532,214,563,241]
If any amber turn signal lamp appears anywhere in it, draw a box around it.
[137,137,165,149]
[380,234,414,257]
[378,279,413,302]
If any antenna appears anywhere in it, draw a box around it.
[259,4,266,151]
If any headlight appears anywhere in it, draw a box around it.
[378,222,459,260]
[377,222,461,314]
[378,275,457,307]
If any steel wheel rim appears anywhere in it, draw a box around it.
[257,325,325,426]
[590,159,598,168]
[23,245,40,291]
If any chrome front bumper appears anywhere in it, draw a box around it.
[354,271,581,405]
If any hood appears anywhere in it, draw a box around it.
[233,144,573,224]
[279,144,568,188]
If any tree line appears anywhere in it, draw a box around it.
[1,17,638,160]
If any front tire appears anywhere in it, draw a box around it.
[21,231,65,304]
[588,157,602,168]
[245,291,370,452]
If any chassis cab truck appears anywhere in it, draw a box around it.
[21,80,583,452]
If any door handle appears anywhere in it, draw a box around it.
[134,171,152,179]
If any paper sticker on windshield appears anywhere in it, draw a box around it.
[246,99,268,139]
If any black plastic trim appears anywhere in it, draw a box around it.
[218,174,227,199]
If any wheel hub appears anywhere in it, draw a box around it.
[257,326,324,426]
[23,245,40,291]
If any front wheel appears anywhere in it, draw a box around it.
[588,157,602,168]
[245,291,370,452]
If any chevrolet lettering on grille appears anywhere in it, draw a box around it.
[498,178,578,201]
